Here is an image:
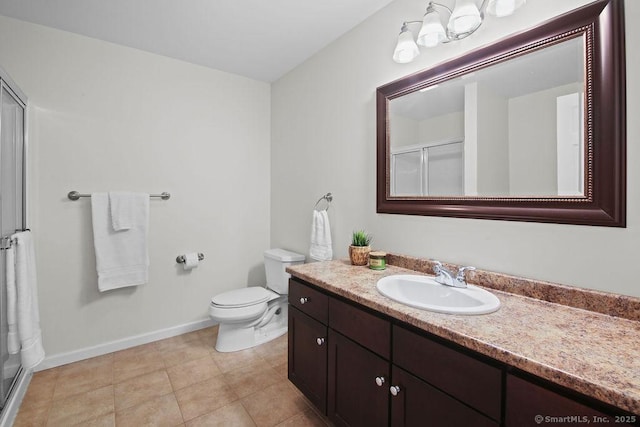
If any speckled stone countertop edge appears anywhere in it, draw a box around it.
[385,253,640,322]
[286,259,640,415]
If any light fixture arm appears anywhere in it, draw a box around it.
[428,1,453,15]
[400,20,423,30]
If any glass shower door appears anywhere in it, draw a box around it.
[0,82,25,408]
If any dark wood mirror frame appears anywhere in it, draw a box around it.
[376,0,625,227]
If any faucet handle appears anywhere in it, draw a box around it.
[456,266,476,282]
[431,260,443,275]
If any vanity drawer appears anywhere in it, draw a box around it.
[329,297,391,359]
[289,279,329,324]
[393,325,502,421]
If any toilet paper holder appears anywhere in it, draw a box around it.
[176,253,205,264]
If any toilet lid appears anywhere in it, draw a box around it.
[211,287,274,308]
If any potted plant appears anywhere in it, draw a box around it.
[349,230,372,266]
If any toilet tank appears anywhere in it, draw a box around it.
[264,249,305,294]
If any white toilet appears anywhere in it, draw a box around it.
[209,248,305,352]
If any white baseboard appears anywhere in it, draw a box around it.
[0,368,32,427]
[36,318,216,371]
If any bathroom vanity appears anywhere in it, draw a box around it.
[287,258,640,426]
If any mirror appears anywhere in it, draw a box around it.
[377,0,625,226]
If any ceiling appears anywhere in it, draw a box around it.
[0,0,394,82]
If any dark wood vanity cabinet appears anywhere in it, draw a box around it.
[390,366,497,427]
[288,279,329,412]
[288,307,327,413]
[288,278,638,426]
[391,325,501,426]
[505,374,637,427]
[288,278,500,426]
[328,329,390,426]
[327,296,391,426]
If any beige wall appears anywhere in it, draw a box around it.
[476,83,509,196]
[272,0,640,298]
[0,16,271,356]
[508,82,583,195]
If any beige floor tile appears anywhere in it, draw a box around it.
[17,328,311,427]
[253,335,288,367]
[70,412,115,427]
[167,355,222,391]
[14,402,51,427]
[116,393,183,427]
[274,362,288,379]
[224,360,281,398]
[47,385,114,427]
[113,349,165,383]
[57,353,113,375]
[161,339,212,368]
[262,346,287,368]
[275,407,329,427]
[114,370,173,411]
[210,348,265,374]
[113,341,161,362]
[20,369,58,412]
[53,355,114,401]
[155,332,202,352]
[185,401,256,427]
[196,326,219,348]
[241,381,310,427]
[175,375,238,421]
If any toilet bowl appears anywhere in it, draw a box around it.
[209,249,305,352]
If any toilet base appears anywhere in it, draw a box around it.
[214,304,288,352]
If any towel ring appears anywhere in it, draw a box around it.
[314,193,333,211]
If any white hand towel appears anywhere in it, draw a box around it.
[309,210,333,261]
[5,244,19,354]
[12,231,45,369]
[92,193,149,292]
[109,192,148,231]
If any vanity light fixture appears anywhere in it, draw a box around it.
[393,0,526,63]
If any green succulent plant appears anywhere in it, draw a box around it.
[351,230,372,247]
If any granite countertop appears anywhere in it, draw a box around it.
[287,259,640,415]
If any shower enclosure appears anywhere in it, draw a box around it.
[0,66,27,416]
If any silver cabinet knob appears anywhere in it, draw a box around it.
[375,376,385,387]
[300,297,309,304]
[390,385,401,396]
[316,337,325,346]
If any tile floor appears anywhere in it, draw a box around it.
[14,326,332,426]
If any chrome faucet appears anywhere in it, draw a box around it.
[432,261,476,288]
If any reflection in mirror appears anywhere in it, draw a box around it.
[389,36,584,198]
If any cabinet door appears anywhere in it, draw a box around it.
[288,307,328,413]
[390,366,498,427]
[328,330,390,427]
[506,374,635,427]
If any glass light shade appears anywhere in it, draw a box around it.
[417,10,447,47]
[393,29,420,63]
[448,0,482,36]
[486,0,526,17]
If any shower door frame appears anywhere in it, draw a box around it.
[0,65,29,420]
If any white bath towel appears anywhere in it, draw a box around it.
[10,231,45,369]
[109,192,148,231]
[309,210,333,261]
[5,244,19,354]
[91,193,149,292]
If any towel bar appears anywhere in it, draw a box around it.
[68,191,170,200]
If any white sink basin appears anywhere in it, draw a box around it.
[376,274,500,315]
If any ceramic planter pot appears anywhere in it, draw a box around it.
[349,245,371,266]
